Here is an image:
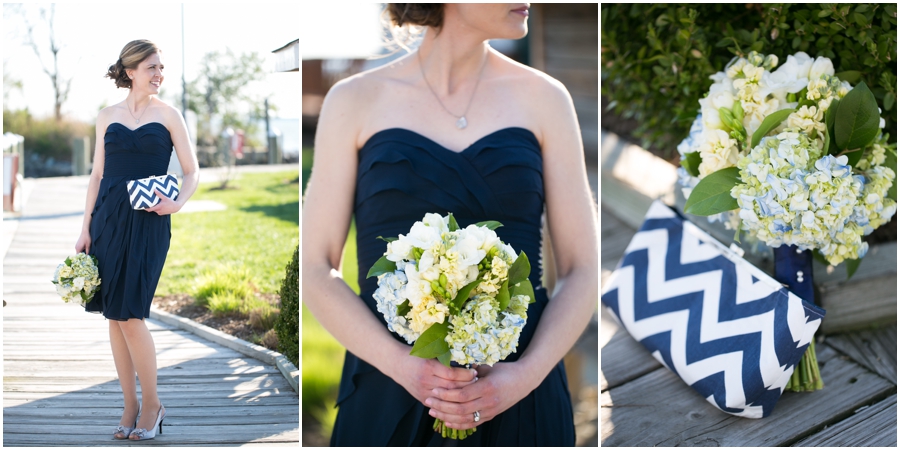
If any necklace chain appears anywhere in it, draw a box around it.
[417,49,488,130]
[127,98,150,124]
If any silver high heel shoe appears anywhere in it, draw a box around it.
[129,404,165,440]
[113,403,141,440]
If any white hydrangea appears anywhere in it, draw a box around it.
[445,293,528,366]
[698,129,740,177]
[371,213,532,364]
[52,253,101,305]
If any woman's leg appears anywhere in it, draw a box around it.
[109,320,140,435]
[117,318,164,434]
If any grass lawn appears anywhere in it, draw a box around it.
[157,170,299,296]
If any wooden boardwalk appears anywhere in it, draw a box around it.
[3,176,299,446]
[600,206,898,446]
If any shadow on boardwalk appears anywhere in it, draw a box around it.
[3,174,299,446]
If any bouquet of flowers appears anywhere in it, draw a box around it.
[52,252,101,305]
[367,212,535,440]
[677,51,897,392]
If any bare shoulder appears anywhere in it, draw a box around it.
[154,99,187,129]
[322,57,410,114]
[95,104,121,132]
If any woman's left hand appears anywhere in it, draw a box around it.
[145,189,181,215]
[424,362,538,430]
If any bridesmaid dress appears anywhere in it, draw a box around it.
[330,127,576,446]
[85,122,173,321]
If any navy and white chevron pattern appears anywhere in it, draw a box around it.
[601,201,825,419]
[126,174,180,210]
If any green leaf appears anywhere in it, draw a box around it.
[681,152,701,177]
[448,213,460,232]
[452,279,482,312]
[436,350,452,367]
[366,255,397,279]
[812,250,830,266]
[844,148,864,168]
[818,9,832,18]
[884,92,895,111]
[507,252,531,285]
[684,167,741,216]
[497,279,510,311]
[509,279,536,305]
[397,300,411,317]
[826,99,839,154]
[715,38,731,48]
[376,236,398,243]
[823,127,831,155]
[751,108,796,148]
[845,256,862,280]
[409,321,451,359]
[473,220,503,230]
[835,82,881,151]
[835,70,862,84]
[886,147,897,201]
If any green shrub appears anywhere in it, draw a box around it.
[193,265,255,307]
[275,245,299,367]
[601,4,897,157]
[249,305,280,331]
[206,293,244,317]
[2,109,93,162]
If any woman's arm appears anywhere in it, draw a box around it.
[426,76,598,429]
[75,110,111,253]
[302,78,476,405]
[146,105,199,216]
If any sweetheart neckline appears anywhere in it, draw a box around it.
[107,122,168,133]
[360,127,539,155]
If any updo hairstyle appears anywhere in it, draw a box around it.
[105,40,160,89]
[382,4,445,52]
[386,3,444,28]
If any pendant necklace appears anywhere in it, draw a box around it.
[418,49,488,130]
[127,98,150,124]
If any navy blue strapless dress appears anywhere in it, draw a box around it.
[330,128,576,446]
[84,122,173,321]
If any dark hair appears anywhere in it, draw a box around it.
[386,4,444,28]
[105,40,161,89]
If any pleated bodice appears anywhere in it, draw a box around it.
[332,127,575,446]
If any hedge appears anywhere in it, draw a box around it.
[601,4,897,157]
[275,245,299,367]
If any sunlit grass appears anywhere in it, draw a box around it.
[157,170,299,296]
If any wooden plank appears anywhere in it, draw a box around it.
[600,345,895,446]
[3,405,299,417]
[3,374,289,385]
[4,396,298,408]
[4,413,299,426]
[3,424,299,436]
[792,394,897,447]
[600,325,660,392]
[2,431,299,446]
[826,326,897,384]
[820,276,897,334]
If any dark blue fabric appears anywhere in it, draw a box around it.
[331,127,575,446]
[85,122,173,321]
[773,245,815,304]
[601,204,825,418]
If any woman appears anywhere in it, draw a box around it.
[302,3,597,446]
[75,39,199,441]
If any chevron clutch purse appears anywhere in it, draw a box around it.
[601,200,825,419]
[126,174,180,210]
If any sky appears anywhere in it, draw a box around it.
[2,2,300,123]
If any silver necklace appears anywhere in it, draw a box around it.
[126,98,150,124]
[418,50,487,130]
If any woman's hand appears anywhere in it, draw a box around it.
[424,362,539,430]
[75,230,91,254]
[145,189,181,216]
[391,354,480,407]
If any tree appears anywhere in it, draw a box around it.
[185,49,269,147]
[18,4,72,122]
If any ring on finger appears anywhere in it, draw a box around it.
[473,410,481,422]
